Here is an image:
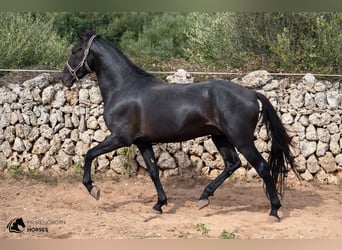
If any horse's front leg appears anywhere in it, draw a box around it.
[83,133,127,200]
[136,142,167,213]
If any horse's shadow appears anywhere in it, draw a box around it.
[99,199,150,213]
[160,176,324,221]
[98,175,324,221]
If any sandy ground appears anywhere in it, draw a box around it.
[1,173,341,239]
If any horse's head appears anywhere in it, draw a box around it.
[61,31,97,87]
[16,218,25,228]
[7,217,26,233]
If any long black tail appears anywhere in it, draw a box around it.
[256,92,299,197]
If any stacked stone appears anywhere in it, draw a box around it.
[0,71,341,184]
[234,71,341,184]
[282,74,341,184]
[0,74,123,175]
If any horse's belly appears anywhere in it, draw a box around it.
[139,124,223,143]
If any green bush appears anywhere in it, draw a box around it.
[120,13,190,59]
[185,12,342,73]
[184,12,247,68]
[50,12,158,45]
[0,13,69,69]
[0,12,340,74]
[244,12,342,72]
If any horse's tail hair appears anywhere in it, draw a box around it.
[256,92,299,197]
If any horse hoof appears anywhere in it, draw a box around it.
[90,186,101,200]
[152,208,162,214]
[152,204,163,214]
[268,215,281,223]
[198,199,210,209]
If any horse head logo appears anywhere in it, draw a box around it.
[7,218,26,233]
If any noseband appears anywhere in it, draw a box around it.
[66,35,97,81]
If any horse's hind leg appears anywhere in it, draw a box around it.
[237,143,282,221]
[199,135,241,209]
[136,142,167,214]
[83,133,127,200]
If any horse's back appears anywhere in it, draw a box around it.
[134,79,259,143]
[196,80,259,118]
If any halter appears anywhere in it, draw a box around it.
[66,35,97,81]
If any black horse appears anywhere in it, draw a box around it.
[61,31,297,221]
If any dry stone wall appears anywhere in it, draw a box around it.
[235,71,341,184]
[0,71,341,184]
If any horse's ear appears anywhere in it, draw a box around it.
[77,30,94,42]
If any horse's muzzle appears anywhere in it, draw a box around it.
[60,70,76,87]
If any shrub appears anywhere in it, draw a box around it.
[185,12,342,73]
[247,12,342,72]
[120,13,190,59]
[51,12,157,45]
[184,12,246,68]
[0,13,69,69]
[0,12,340,74]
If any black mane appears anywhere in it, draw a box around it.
[98,36,155,78]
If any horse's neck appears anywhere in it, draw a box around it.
[93,40,161,103]
[94,61,144,104]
